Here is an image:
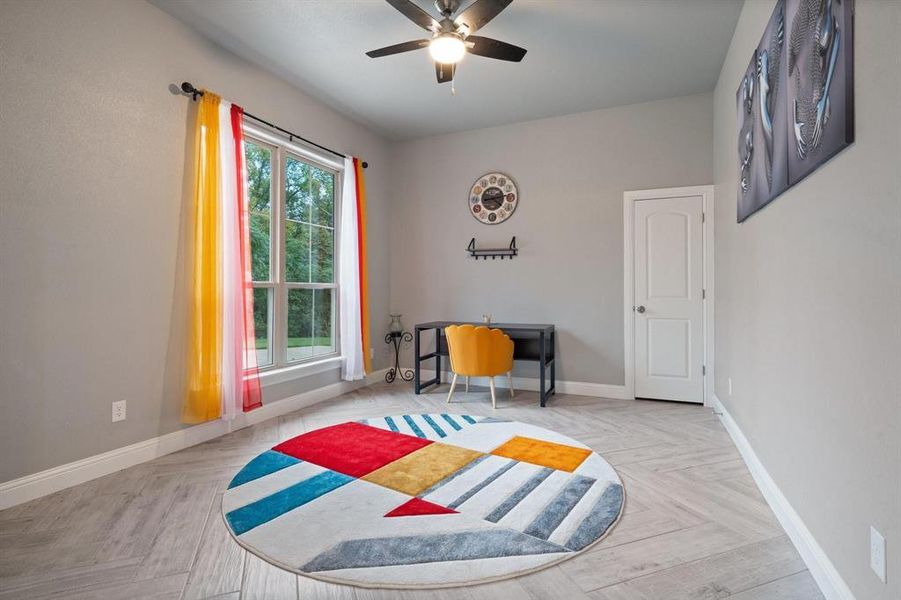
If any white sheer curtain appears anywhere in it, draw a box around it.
[339,157,365,381]
[218,100,239,420]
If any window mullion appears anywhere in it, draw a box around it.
[274,147,288,369]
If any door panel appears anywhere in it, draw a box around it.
[647,319,691,378]
[634,196,703,403]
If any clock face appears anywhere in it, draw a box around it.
[469,172,517,225]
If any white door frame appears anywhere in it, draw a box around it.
[623,185,715,406]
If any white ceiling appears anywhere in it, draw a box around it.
[151,0,742,141]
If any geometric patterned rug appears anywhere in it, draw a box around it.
[222,414,624,588]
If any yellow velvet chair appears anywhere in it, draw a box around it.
[445,324,514,409]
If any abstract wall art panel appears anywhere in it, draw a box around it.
[737,0,854,222]
[785,0,855,186]
[736,0,790,222]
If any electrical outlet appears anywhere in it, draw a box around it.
[871,526,886,583]
[728,377,733,396]
[112,400,126,423]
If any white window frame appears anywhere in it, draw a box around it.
[244,123,343,378]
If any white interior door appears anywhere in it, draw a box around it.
[633,195,704,403]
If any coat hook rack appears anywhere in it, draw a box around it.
[466,237,518,260]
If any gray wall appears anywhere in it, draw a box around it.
[388,94,713,384]
[713,1,900,598]
[0,0,391,482]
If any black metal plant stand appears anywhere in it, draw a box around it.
[385,332,414,383]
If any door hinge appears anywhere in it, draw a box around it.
[702,289,706,299]
[702,212,706,223]
[702,365,707,376]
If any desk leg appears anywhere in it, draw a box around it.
[551,330,556,396]
[414,328,421,394]
[539,331,547,407]
[435,327,442,385]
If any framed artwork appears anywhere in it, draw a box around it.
[785,0,855,185]
[736,0,789,222]
[469,172,517,224]
[736,0,854,222]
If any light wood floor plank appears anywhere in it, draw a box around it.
[133,480,219,581]
[242,552,297,600]
[587,535,805,599]
[181,494,245,600]
[727,570,825,600]
[560,521,752,591]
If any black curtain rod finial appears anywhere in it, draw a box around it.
[180,81,203,100]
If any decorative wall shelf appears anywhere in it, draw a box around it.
[466,237,518,260]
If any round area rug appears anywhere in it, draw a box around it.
[222,414,624,589]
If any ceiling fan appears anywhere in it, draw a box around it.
[365,0,527,84]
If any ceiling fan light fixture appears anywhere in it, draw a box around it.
[429,34,466,64]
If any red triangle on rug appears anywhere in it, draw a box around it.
[384,497,458,517]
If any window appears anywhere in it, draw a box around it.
[245,134,339,370]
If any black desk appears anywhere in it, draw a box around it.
[413,321,556,406]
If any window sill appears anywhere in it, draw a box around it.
[251,356,343,388]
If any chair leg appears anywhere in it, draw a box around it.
[465,376,470,393]
[508,371,515,397]
[446,373,458,404]
[489,377,497,409]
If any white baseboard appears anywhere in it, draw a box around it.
[416,369,630,400]
[709,394,855,600]
[0,368,388,511]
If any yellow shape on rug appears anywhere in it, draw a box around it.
[491,436,591,472]
[363,443,484,496]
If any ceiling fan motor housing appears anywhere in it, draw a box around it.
[435,0,461,18]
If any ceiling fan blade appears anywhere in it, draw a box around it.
[366,39,430,58]
[385,0,440,32]
[454,0,513,33]
[466,36,527,62]
[435,62,455,83]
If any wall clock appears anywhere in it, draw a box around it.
[469,172,517,224]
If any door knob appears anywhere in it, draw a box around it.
[635,305,646,313]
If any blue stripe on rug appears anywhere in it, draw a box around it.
[421,414,447,438]
[524,475,596,540]
[226,470,353,536]
[447,460,517,509]
[227,450,302,489]
[403,415,427,438]
[565,483,624,550]
[484,467,554,523]
[461,415,477,424]
[440,414,462,431]
[384,416,400,432]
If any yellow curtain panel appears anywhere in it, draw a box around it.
[355,158,371,374]
[183,93,223,423]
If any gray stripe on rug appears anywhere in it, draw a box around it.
[564,483,624,550]
[524,474,596,540]
[418,454,490,498]
[447,460,517,509]
[484,467,554,523]
[301,529,570,572]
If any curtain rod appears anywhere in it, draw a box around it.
[179,82,367,169]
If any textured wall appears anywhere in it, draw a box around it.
[388,94,713,385]
[713,1,901,598]
[0,0,391,482]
